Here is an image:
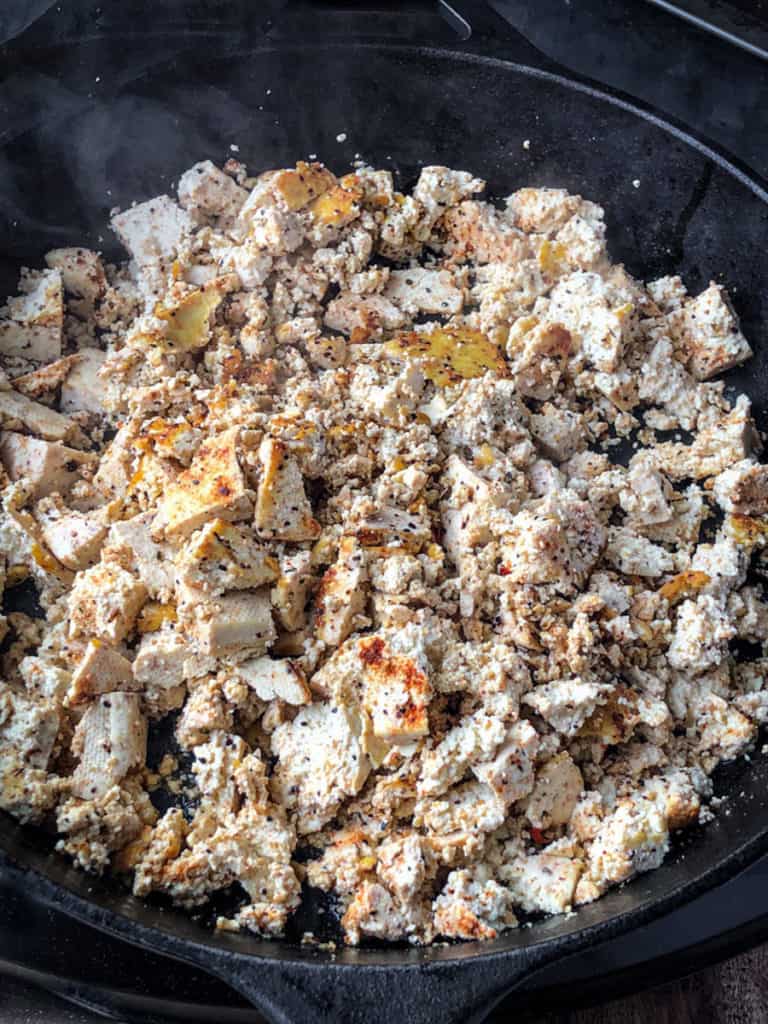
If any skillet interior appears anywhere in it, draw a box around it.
[2,12,768,1018]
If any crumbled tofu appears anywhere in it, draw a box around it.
[605,527,675,577]
[524,677,610,737]
[45,247,107,311]
[713,459,768,515]
[433,866,516,940]
[2,155,766,949]
[527,752,584,828]
[359,633,432,743]
[529,403,586,462]
[105,513,177,601]
[667,595,736,673]
[382,268,463,317]
[271,549,313,631]
[498,489,606,592]
[37,502,108,571]
[111,196,193,295]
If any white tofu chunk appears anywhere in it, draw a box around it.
[68,563,147,644]
[667,595,736,674]
[359,632,432,743]
[442,201,530,265]
[187,589,276,659]
[254,436,320,541]
[271,700,370,833]
[324,293,405,340]
[0,432,95,498]
[177,161,248,226]
[19,656,71,704]
[605,527,675,577]
[382,268,463,316]
[111,195,193,291]
[529,404,586,462]
[545,270,637,372]
[508,186,581,233]
[433,866,516,940]
[668,282,752,380]
[271,549,313,631]
[499,489,605,593]
[45,248,107,309]
[713,459,768,515]
[60,349,107,414]
[0,685,59,770]
[69,641,137,704]
[620,456,672,526]
[502,853,583,916]
[314,538,368,647]
[472,720,539,805]
[71,692,147,799]
[526,752,584,828]
[0,390,75,441]
[524,677,610,736]
[153,426,252,539]
[0,269,63,361]
[132,629,187,690]
[234,656,311,705]
[106,512,176,601]
[37,503,107,571]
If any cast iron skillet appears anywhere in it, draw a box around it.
[2,2,768,1021]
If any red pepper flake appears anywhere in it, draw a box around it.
[531,827,547,846]
[499,564,511,577]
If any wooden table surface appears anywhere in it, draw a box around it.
[524,943,768,1023]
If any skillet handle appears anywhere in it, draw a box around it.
[193,944,557,1024]
[268,0,560,71]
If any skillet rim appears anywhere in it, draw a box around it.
[2,36,768,984]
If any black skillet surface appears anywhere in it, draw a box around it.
[3,2,768,1022]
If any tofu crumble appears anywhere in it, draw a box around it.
[1,157,767,946]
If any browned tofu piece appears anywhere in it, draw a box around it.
[153,426,252,539]
[359,634,431,742]
[176,518,278,594]
[69,641,137,704]
[0,432,95,498]
[71,692,147,799]
[254,437,320,541]
[12,354,80,401]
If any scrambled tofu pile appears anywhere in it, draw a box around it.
[2,157,768,946]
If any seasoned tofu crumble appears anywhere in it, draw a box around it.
[2,157,767,946]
